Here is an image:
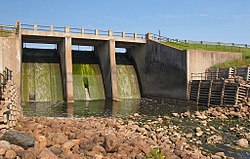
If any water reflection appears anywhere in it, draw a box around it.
[22,98,205,118]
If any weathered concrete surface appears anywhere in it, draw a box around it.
[95,41,111,98]
[58,37,74,102]
[187,50,242,81]
[0,37,21,101]
[131,40,188,99]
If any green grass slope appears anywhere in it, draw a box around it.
[165,42,250,68]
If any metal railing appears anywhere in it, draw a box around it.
[0,24,17,37]
[20,23,147,41]
[150,33,250,49]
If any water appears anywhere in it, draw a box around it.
[22,98,201,118]
[22,63,63,102]
[117,65,141,99]
[73,64,105,100]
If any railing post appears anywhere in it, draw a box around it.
[134,33,137,39]
[34,24,38,31]
[146,32,152,40]
[50,25,54,32]
[122,32,126,38]
[15,20,21,37]
[108,30,112,37]
[95,29,99,36]
[81,28,84,34]
[65,26,70,33]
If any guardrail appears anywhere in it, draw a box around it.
[150,33,250,49]
[0,24,17,37]
[20,23,147,41]
[2,22,249,49]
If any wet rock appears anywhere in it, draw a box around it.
[134,113,140,117]
[172,113,179,117]
[5,149,16,159]
[215,152,225,158]
[207,135,223,144]
[195,127,203,137]
[104,133,121,152]
[37,148,58,159]
[183,111,191,117]
[1,131,35,149]
[186,133,193,138]
[236,138,248,148]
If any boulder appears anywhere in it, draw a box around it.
[1,131,35,149]
[104,133,121,152]
[236,138,248,148]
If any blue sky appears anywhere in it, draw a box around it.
[1,0,250,44]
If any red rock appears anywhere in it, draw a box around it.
[0,140,11,149]
[0,148,7,155]
[37,148,58,159]
[104,133,121,152]
[92,145,106,155]
[22,148,36,159]
[5,149,17,159]
[46,133,68,146]
[34,135,47,150]
[10,144,25,156]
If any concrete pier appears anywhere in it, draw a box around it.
[58,37,74,102]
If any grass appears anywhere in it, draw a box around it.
[164,42,250,68]
[0,28,14,37]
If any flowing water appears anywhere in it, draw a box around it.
[73,64,105,100]
[117,65,141,99]
[22,63,63,102]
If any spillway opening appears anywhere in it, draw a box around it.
[21,42,63,102]
[72,45,105,101]
[115,47,141,99]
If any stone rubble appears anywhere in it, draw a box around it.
[0,104,248,158]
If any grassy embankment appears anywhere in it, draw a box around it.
[0,28,14,37]
[165,42,250,68]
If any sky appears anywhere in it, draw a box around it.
[1,0,250,44]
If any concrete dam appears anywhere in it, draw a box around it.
[0,21,242,104]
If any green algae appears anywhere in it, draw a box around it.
[116,65,141,99]
[73,64,105,100]
[22,63,63,102]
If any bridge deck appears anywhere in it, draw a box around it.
[20,24,146,44]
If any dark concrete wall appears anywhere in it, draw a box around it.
[95,41,112,99]
[131,40,188,99]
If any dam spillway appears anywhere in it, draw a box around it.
[22,48,63,102]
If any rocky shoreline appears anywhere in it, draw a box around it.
[0,105,248,159]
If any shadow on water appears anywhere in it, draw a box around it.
[22,98,206,118]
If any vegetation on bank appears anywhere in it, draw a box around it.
[0,28,13,37]
[165,42,250,68]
